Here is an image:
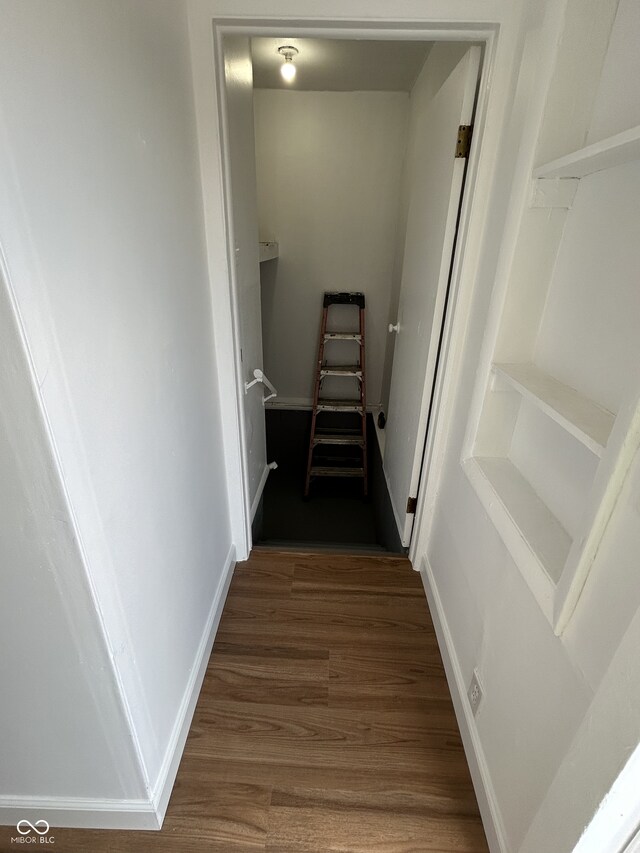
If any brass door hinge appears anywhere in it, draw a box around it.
[406,496,417,514]
[455,125,473,158]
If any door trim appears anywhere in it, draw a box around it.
[408,32,498,565]
[188,14,500,561]
[388,45,482,549]
[211,32,254,561]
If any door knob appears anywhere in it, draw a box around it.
[388,323,399,333]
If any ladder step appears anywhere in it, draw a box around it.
[314,455,362,465]
[323,292,365,308]
[305,291,368,498]
[317,399,363,412]
[312,434,364,446]
[310,466,364,478]
[320,365,362,377]
[324,333,362,341]
[316,426,362,433]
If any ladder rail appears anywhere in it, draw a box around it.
[304,292,368,497]
[359,305,368,496]
[304,303,328,496]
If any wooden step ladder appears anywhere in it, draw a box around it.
[304,292,368,497]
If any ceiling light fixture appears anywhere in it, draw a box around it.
[278,45,298,83]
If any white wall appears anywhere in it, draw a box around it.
[0,0,233,822]
[0,266,147,807]
[535,160,640,416]
[587,0,640,144]
[521,1,640,843]
[254,89,408,408]
[415,0,640,849]
[519,455,640,852]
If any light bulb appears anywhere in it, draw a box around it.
[281,60,296,82]
[277,45,298,83]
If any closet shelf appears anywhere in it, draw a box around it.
[533,124,640,179]
[259,241,279,263]
[493,362,614,457]
[466,456,571,587]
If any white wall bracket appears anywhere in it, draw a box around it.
[244,368,278,404]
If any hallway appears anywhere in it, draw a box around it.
[48,551,488,853]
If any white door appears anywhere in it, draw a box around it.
[384,47,481,546]
[222,37,267,522]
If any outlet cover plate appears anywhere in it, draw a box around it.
[468,668,483,716]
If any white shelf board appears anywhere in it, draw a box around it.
[466,456,571,591]
[493,362,615,457]
[533,125,640,179]
[259,241,278,263]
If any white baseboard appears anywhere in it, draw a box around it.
[0,545,237,832]
[0,797,160,830]
[419,555,508,853]
[151,544,236,824]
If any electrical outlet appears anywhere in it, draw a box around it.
[468,669,483,716]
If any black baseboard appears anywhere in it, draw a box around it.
[370,428,404,554]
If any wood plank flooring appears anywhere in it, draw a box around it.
[17,551,488,853]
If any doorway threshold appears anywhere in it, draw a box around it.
[252,542,407,558]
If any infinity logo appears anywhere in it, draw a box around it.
[16,820,50,836]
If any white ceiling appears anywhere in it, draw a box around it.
[251,38,432,92]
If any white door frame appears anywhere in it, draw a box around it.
[384,45,481,549]
[407,34,495,566]
[188,12,500,562]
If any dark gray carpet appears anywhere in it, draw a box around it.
[256,409,402,553]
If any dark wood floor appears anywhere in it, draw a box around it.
[26,551,489,853]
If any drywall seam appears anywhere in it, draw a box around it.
[420,555,509,853]
[0,240,150,795]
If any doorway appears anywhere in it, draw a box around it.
[212,25,487,560]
